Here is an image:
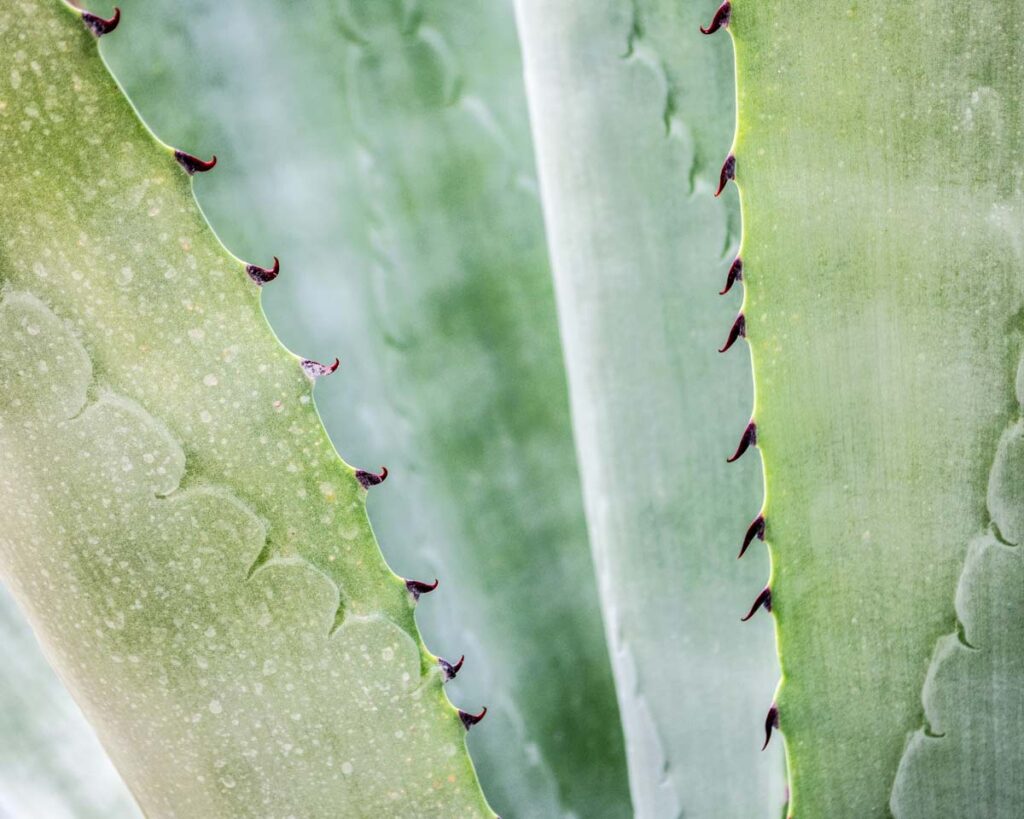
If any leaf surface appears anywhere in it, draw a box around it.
[515,0,785,815]
[0,589,139,818]
[93,0,631,815]
[891,379,1024,817]
[731,0,1024,813]
[0,3,491,814]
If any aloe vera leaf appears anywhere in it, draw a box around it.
[729,0,1024,814]
[92,1,631,815]
[891,374,1024,817]
[515,0,785,815]
[0,3,492,815]
[0,589,139,818]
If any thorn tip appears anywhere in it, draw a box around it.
[762,705,779,750]
[718,313,746,353]
[720,258,743,295]
[738,514,766,559]
[246,256,280,285]
[699,1,731,34]
[405,577,439,600]
[82,6,120,36]
[174,150,218,175]
[714,154,736,197]
[439,655,465,681]
[459,706,488,730]
[741,587,772,621]
[300,357,340,379]
[355,466,388,489]
[726,421,757,463]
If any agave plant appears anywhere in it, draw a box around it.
[1,0,1021,817]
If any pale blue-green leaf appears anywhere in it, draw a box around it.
[0,589,139,819]
[515,0,785,816]
[95,1,631,815]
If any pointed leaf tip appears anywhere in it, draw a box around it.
[246,256,280,286]
[405,577,438,600]
[355,466,388,488]
[699,1,731,34]
[82,6,120,37]
[459,706,488,730]
[174,150,218,175]
[726,421,757,463]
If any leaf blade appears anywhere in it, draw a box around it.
[515,0,786,815]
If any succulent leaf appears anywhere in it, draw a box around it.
[0,2,492,814]
[730,0,1024,813]
[95,0,632,815]
[515,0,785,815]
[0,589,139,818]
[891,376,1024,816]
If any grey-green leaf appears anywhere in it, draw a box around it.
[0,2,491,814]
[0,589,139,818]
[732,0,1024,813]
[96,0,631,815]
[515,0,785,815]
[892,388,1024,817]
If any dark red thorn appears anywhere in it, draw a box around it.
[762,705,779,750]
[459,706,488,730]
[720,258,743,295]
[405,577,439,600]
[741,587,772,622]
[738,514,766,559]
[355,466,388,489]
[726,421,757,463]
[714,154,736,197]
[82,6,120,36]
[174,150,218,175]
[300,357,340,379]
[699,1,731,34]
[246,256,280,286]
[439,655,465,682]
[718,313,746,353]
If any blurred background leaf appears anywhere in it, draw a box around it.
[0,590,139,818]
[515,0,785,815]
[90,1,630,816]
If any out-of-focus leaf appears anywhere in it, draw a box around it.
[0,589,139,819]
[95,1,631,815]
[515,1,785,816]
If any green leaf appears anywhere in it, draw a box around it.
[0,2,491,814]
[891,378,1024,817]
[731,0,1024,813]
[515,0,785,815]
[93,0,630,815]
